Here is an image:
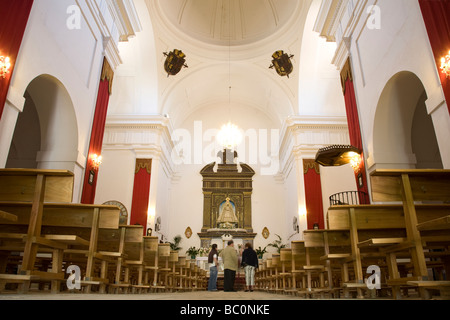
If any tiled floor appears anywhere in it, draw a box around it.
[0,290,303,300]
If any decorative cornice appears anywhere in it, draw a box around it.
[108,0,143,42]
[278,116,350,179]
[314,0,346,42]
[82,0,141,69]
[82,0,122,69]
[103,114,175,178]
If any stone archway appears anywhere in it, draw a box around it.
[6,74,79,172]
[372,71,443,170]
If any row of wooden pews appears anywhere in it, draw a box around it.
[255,169,450,299]
[0,169,206,294]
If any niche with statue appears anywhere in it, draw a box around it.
[198,149,256,245]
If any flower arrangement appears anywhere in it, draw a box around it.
[169,235,182,251]
[198,247,210,257]
[255,246,267,259]
[186,246,199,259]
[267,234,287,253]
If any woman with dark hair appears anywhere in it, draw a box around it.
[207,244,219,291]
[241,242,258,292]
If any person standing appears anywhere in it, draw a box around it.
[220,240,238,292]
[241,242,258,292]
[207,244,219,291]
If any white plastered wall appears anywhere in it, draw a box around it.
[345,0,450,170]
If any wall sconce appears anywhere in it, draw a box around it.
[91,154,102,169]
[0,56,11,78]
[441,50,450,78]
[348,152,362,172]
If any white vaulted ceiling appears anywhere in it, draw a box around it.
[144,0,314,128]
[157,0,300,47]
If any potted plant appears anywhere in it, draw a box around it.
[255,246,267,259]
[186,246,199,259]
[169,235,182,251]
[267,234,287,253]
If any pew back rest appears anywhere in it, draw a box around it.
[303,230,351,247]
[0,169,74,203]
[370,170,450,202]
[0,202,120,232]
[327,205,450,230]
[98,225,144,253]
[291,241,324,265]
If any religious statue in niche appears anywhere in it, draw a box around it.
[217,198,238,229]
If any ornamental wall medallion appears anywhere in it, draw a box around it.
[185,226,193,239]
[262,227,270,239]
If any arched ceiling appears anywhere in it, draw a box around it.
[157,0,300,47]
[145,0,313,128]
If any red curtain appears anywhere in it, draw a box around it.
[419,0,450,115]
[303,160,325,230]
[342,61,370,204]
[0,0,34,120]
[130,159,152,231]
[80,78,110,204]
[81,58,114,204]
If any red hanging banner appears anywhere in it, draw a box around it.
[341,60,370,204]
[81,59,114,204]
[419,0,450,115]
[303,159,325,230]
[0,0,34,119]
[130,159,152,231]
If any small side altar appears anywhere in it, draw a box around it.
[198,149,257,247]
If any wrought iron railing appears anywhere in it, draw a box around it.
[329,191,370,207]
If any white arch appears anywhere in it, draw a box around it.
[23,74,79,170]
[372,71,442,170]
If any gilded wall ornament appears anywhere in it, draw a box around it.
[262,227,270,239]
[185,226,193,239]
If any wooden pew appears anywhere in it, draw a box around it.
[167,250,179,291]
[174,256,187,291]
[290,240,330,298]
[290,241,307,294]
[370,169,450,299]
[184,259,195,291]
[267,253,283,294]
[263,258,273,292]
[327,204,450,299]
[95,225,143,293]
[154,243,171,291]
[0,210,17,223]
[279,249,292,294]
[415,215,450,298]
[125,236,159,293]
[0,169,74,286]
[255,260,265,291]
[0,202,120,293]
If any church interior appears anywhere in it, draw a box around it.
[0,0,450,301]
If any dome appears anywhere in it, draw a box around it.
[157,0,300,47]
